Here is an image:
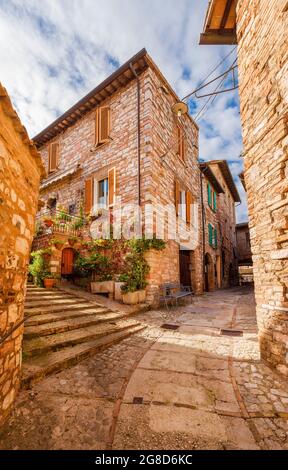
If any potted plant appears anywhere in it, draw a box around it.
[68,235,78,247]
[43,217,53,227]
[120,253,149,305]
[51,238,65,250]
[114,273,127,301]
[43,272,58,289]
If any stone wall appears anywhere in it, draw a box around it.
[0,84,43,425]
[237,0,288,374]
[37,62,203,304]
[236,223,252,265]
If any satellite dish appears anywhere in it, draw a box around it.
[172,101,188,117]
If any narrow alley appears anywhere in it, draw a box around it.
[0,287,287,450]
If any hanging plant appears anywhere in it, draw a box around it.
[51,238,65,250]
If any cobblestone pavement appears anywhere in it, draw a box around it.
[0,287,287,450]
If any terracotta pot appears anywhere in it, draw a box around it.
[122,291,139,305]
[44,278,56,289]
[44,219,53,227]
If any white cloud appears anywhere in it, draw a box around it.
[0,0,246,222]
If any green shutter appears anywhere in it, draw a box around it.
[213,191,217,212]
[207,183,212,207]
[208,223,213,246]
[214,228,218,248]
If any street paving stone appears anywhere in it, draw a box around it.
[0,286,287,449]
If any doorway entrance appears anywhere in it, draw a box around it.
[179,250,191,287]
[204,253,215,291]
[61,248,74,276]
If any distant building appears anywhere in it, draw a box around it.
[236,222,252,266]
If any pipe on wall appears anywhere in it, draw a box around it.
[130,63,141,207]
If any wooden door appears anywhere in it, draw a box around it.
[179,250,191,287]
[61,248,74,275]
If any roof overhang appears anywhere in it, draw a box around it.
[33,49,149,148]
[200,0,237,45]
[40,164,82,190]
[208,159,241,203]
[239,171,246,190]
[199,162,224,194]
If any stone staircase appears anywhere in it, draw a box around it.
[22,285,145,388]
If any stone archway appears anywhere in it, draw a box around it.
[204,253,215,291]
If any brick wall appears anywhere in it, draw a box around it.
[37,63,204,304]
[0,85,43,425]
[237,0,288,374]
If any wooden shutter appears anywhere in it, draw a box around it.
[85,178,93,214]
[207,183,212,207]
[177,126,185,161]
[213,191,217,211]
[175,180,180,216]
[99,107,110,143]
[208,223,213,246]
[186,191,192,224]
[108,167,116,207]
[95,109,99,146]
[49,142,59,172]
[214,228,218,249]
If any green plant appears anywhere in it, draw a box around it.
[28,250,49,286]
[51,238,65,246]
[73,252,110,278]
[68,235,78,242]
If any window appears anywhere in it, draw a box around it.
[208,223,218,249]
[48,142,59,173]
[175,179,192,224]
[207,183,212,207]
[97,178,108,207]
[213,191,217,212]
[95,106,110,146]
[68,204,76,215]
[85,168,116,215]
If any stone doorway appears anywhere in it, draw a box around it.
[204,253,215,291]
[61,248,75,276]
[179,250,191,288]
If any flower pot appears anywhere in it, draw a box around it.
[44,278,56,289]
[122,291,139,305]
[114,282,125,301]
[44,219,53,227]
[138,289,146,303]
[91,281,115,295]
[54,242,64,250]
[68,239,76,247]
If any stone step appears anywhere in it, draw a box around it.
[24,302,103,317]
[25,298,90,309]
[24,311,130,338]
[22,324,145,388]
[24,307,113,326]
[23,319,139,357]
[25,293,75,301]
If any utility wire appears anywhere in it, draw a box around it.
[183,46,237,102]
[195,57,238,122]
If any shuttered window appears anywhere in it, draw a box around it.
[208,223,213,246]
[95,106,110,146]
[85,178,93,214]
[207,183,212,207]
[213,191,217,212]
[175,180,180,216]
[48,142,59,173]
[186,190,192,224]
[177,126,185,161]
[214,228,218,248]
[108,167,116,207]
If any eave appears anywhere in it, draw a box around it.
[208,159,241,203]
[200,0,237,46]
[199,162,224,194]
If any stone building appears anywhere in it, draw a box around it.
[0,83,44,425]
[200,0,288,375]
[236,222,252,266]
[200,160,239,290]
[32,50,203,305]
[32,50,239,304]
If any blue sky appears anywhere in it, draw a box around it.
[0,0,247,221]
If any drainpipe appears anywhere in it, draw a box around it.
[130,63,141,207]
[200,170,206,292]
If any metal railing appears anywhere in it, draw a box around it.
[35,209,87,238]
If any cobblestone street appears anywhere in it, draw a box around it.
[0,287,287,450]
